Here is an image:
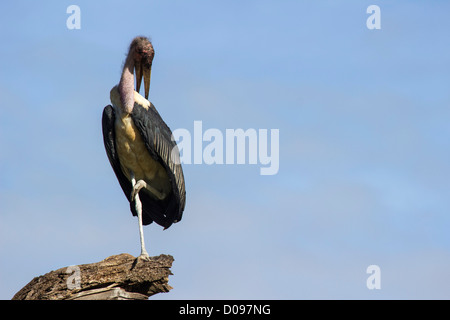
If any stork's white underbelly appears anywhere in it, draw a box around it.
[115,113,171,198]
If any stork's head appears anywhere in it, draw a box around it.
[129,36,154,99]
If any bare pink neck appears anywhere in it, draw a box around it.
[118,54,135,114]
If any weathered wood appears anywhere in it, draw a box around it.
[12,253,174,300]
[66,285,149,300]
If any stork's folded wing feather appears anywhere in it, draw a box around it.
[102,105,154,225]
[131,102,186,227]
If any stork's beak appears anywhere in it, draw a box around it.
[143,65,151,100]
[134,60,152,100]
[135,61,143,94]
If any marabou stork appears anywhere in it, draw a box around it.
[102,36,186,260]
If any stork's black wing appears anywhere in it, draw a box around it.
[131,102,186,228]
[102,103,186,229]
[102,105,154,225]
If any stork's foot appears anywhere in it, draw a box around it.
[131,252,151,269]
[131,180,148,201]
[131,179,167,201]
[136,252,151,262]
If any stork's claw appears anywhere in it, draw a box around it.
[131,252,151,269]
[136,252,151,262]
[131,180,148,201]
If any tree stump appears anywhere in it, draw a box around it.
[12,253,174,300]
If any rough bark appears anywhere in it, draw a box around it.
[12,253,174,300]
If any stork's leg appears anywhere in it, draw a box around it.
[130,172,150,260]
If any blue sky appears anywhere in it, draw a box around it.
[1,1,449,299]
